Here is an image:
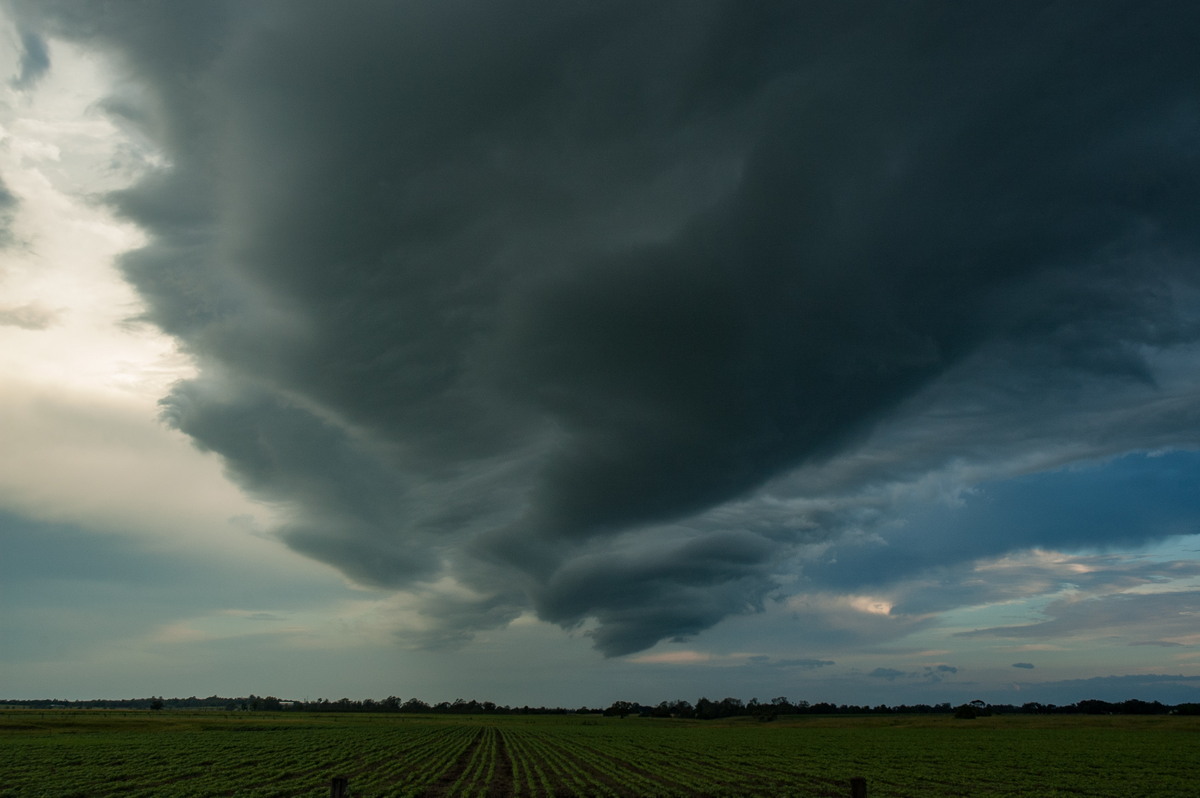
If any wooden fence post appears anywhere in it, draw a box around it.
[330,776,349,797]
[850,776,867,798]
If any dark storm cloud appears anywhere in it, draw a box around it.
[9,28,49,89]
[16,0,1200,654]
[531,531,777,655]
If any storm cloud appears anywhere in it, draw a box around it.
[14,0,1200,656]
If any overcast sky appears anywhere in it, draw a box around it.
[3,0,1200,708]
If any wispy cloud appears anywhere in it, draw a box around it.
[773,658,837,670]
[0,303,59,330]
[628,651,713,665]
[958,591,1200,642]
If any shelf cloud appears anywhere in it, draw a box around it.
[13,0,1200,657]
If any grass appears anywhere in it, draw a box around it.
[2,710,1196,797]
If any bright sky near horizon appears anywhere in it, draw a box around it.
[2,1,1200,708]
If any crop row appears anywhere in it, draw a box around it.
[2,713,1198,797]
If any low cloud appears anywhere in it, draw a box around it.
[868,668,906,681]
[917,664,959,683]
[1012,662,1036,669]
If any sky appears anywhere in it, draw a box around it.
[2,0,1200,709]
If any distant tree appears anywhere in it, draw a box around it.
[717,697,744,717]
[1077,699,1115,715]
[604,700,636,718]
[150,699,164,711]
[1117,699,1167,715]
[669,700,695,719]
[954,701,991,719]
[744,698,772,722]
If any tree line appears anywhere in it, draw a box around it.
[601,696,1196,719]
[3,694,1197,717]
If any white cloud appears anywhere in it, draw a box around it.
[628,650,714,665]
[0,16,288,562]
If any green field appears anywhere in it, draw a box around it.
[1,710,1196,797]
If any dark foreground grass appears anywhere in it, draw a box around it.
[1,710,1196,797]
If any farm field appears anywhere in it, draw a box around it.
[1,710,1196,797]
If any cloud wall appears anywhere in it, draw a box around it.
[15,0,1200,655]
